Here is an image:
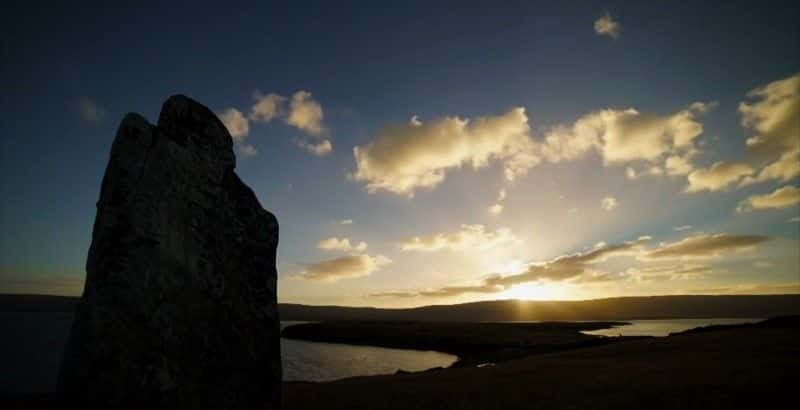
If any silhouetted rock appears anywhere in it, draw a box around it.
[58,95,281,409]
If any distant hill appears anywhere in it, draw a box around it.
[5,293,799,321]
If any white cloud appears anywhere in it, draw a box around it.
[287,90,325,136]
[488,204,504,215]
[78,97,105,124]
[236,144,258,158]
[352,108,535,196]
[317,237,368,252]
[219,108,249,140]
[601,196,618,211]
[339,219,353,225]
[352,102,712,196]
[400,224,518,252]
[537,103,710,173]
[737,185,800,212]
[788,216,800,223]
[249,90,285,123]
[300,139,332,156]
[685,161,754,192]
[673,225,692,231]
[594,13,620,38]
[300,254,391,282]
[497,188,507,201]
[739,73,800,160]
[665,154,694,176]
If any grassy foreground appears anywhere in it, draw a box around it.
[5,319,798,409]
[284,318,799,409]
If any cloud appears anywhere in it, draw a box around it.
[737,185,800,212]
[249,91,285,123]
[299,254,391,282]
[236,144,258,158]
[739,73,800,160]
[300,139,333,156]
[665,154,694,176]
[790,216,800,223]
[352,107,535,196]
[400,224,518,252]
[685,161,754,192]
[489,188,507,215]
[601,196,618,211]
[78,97,105,124]
[673,225,692,231]
[219,108,249,140]
[352,102,711,196]
[537,103,711,173]
[703,73,800,189]
[339,219,353,225]
[626,264,711,282]
[594,12,620,38]
[317,237,367,252]
[688,282,800,295]
[372,231,772,298]
[642,233,769,260]
[384,237,649,297]
[739,150,800,186]
[287,90,325,136]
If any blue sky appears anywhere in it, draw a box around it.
[1,1,798,306]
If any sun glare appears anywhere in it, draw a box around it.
[497,282,564,301]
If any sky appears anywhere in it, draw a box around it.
[1,0,798,307]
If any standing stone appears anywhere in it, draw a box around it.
[58,95,281,409]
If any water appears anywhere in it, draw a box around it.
[0,313,456,395]
[581,318,761,337]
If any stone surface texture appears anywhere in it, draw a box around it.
[58,95,281,409]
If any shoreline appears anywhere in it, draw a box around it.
[281,321,641,368]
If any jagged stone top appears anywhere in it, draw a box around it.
[116,94,236,170]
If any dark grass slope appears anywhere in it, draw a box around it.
[283,318,800,410]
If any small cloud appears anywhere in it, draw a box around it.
[594,12,620,38]
[299,254,391,282]
[77,97,105,124]
[339,219,354,225]
[601,196,618,211]
[685,161,754,193]
[219,108,249,140]
[236,144,258,158]
[300,139,332,156]
[497,188,507,201]
[400,224,518,252]
[249,90,285,123]
[673,225,693,231]
[317,237,368,252]
[287,90,325,136]
[488,204,504,215]
[737,185,800,213]
[789,216,800,223]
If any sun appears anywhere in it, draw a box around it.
[496,282,564,301]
